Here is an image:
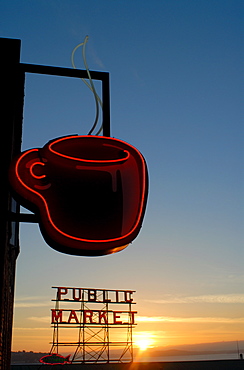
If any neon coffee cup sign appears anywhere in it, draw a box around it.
[9,135,148,256]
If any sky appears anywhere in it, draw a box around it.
[1,0,243,355]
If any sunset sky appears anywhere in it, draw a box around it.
[1,0,243,354]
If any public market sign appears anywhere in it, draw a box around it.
[51,286,137,326]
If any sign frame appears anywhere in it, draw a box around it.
[50,286,137,363]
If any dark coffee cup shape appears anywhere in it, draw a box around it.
[9,135,148,256]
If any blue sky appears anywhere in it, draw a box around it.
[1,0,243,352]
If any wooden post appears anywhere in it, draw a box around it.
[0,38,24,370]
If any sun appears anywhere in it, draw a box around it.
[134,332,155,351]
[135,338,152,351]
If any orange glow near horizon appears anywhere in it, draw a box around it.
[12,302,244,353]
[12,323,244,354]
[134,332,156,351]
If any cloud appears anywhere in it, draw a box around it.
[28,316,50,323]
[15,295,50,301]
[145,294,244,304]
[15,302,50,308]
[89,44,106,70]
[13,327,50,331]
[14,296,50,308]
[137,316,244,324]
